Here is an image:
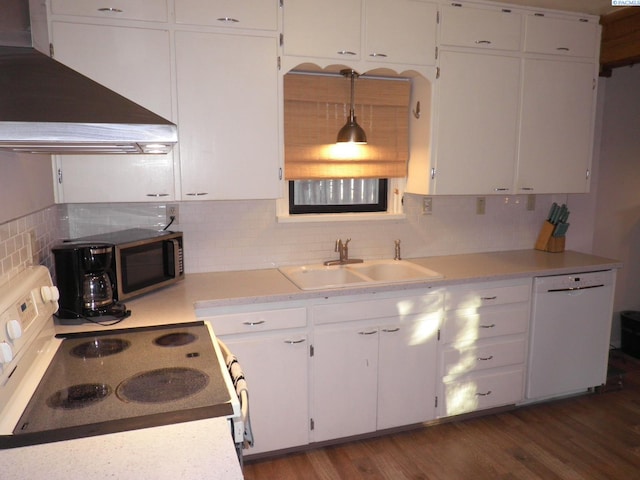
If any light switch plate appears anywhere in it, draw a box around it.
[476,197,486,215]
[422,197,432,215]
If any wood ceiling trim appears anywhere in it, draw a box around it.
[600,7,640,76]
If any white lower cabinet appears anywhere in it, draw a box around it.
[438,279,531,417]
[311,290,443,442]
[203,306,309,455]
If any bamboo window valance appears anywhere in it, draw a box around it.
[284,73,411,180]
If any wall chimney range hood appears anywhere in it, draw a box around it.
[0,0,177,155]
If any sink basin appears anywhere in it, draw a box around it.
[279,260,443,290]
[278,264,370,290]
[348,259,443,283]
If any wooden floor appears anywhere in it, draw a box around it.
[244,351,640,480]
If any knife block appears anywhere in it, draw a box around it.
[534,221,565,253]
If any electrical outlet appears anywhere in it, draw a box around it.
[422,196,432,215]
[166,204,179,225]
[476,197,486,215]
[527,194,536,211]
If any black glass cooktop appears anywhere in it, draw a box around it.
[3,322,233,449]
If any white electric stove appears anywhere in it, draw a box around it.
[0,266,241,450]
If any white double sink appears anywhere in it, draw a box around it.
[279,259,443,291]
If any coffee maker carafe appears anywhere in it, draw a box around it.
[52,243,129,321]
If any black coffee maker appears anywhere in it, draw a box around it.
[52,243,129,321]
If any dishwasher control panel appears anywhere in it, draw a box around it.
[534,270,614,292]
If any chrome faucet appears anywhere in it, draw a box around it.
[323,238,363,266]
[394,239,402,261]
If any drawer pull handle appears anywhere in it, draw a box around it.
[98,7,123,13]
[475,40,492,45]
[369,52,388,58]
[479,324,496,329]
[477,355,494,361]
[145,193,170,197]
[480,296,497,301]
[186,192,209,197]
[358,330,378,336]
[243,320,265,326]
[556,47,570,51]
[476,390,492,397]
[217,17,240,23]
[284,339,306,345]
[337,50,358,56]
[382,328,400,333]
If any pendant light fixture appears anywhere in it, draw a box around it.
[336,69,367,144]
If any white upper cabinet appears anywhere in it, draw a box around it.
[523,14,600,58]
[174,0,279,30]
[516,58,597,194]
[364,0,437,66]
[175,31,281,200]
[432,51,520,195]
[51,21,175,202]
[439,4,522,51]
[50,0,168,22]
[283,0,436,71]
[283,0,362,60]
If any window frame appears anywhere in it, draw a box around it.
[288,179,388,215]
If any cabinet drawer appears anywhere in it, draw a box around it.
[175,0,278,30]
[206,307,306,335]
[439,5,522,51]
[51,0,168,22]
[445,281,531,311]
[313,292,443,325]
[441,303,529,345]
[440,367,524,417]
[441,338,526,376]
[523,15,599,58]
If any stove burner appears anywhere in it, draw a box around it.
[47,383,112,410]
[116,367,209,404]
[153,332,197,347]
[71,338,131,358]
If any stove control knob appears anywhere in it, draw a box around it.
[41,286,60,303]
[0,342,13,364]
[6,319,22,341]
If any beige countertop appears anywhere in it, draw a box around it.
[0,417,243,480]
[77,249,620,332]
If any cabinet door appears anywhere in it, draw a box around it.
[377,314,439,429]
[364,0,437,66]
[517,59,596,194]
[175,31,281,200]
[439,5,522,51]
[222,333,309,455]
[174,0,278,30]
[312,323,378,442]
[433,51,520,194]
[51,0,168,22]
[523,15,599,58]
[51,22,175,202]
[283,0,361,60]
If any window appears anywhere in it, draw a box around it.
[289,179,388,214]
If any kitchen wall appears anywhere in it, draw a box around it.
[65,190,590,274]
[593,65,640,346]
[0,152,58,287]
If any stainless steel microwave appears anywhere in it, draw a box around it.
[69,228,184,300]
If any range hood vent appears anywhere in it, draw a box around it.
[0,1,177,155]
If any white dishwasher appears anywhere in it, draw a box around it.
[526,270,616,402]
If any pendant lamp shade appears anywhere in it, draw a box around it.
[336,69,367,144]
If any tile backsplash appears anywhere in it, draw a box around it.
[64,193,573,274]
[0,206,60,287]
